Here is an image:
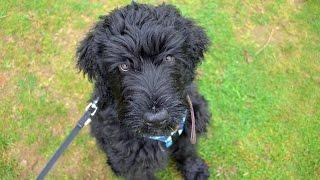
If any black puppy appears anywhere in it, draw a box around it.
[77,2,211,180]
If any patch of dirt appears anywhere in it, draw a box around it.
[235,20,300,63]
[293,0,306,4]
[293,0,306,8]
[251,25,284,46]
[47,131,111,179]
[8,142,45,178]
[9,130,101,178]
[313,76,320,84]
[52,149,85,176]
[75,142,111,179]
[54,16,95,52]
[51,123,65,137]
[2,35,15,43]
[216,165,238,179]
[316,166,320,177]
[0,72,18,104]
[0,73,7,88]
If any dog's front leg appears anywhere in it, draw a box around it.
[107,149,158,180]
[171,135,209,180]
[104,139,167,180]
[125,170,156,180]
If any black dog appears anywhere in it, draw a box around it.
[77,2,211,179]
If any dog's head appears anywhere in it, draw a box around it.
[77,3,209,136]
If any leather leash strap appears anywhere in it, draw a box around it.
[37,98,99,179]
[186,95,196,144]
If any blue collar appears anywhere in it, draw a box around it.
[147,111,187,148]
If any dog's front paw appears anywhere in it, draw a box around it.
[183,158,209,180]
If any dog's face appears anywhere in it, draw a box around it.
[77,3,209,136]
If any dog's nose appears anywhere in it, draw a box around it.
[143,109,169,123]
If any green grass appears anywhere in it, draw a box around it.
[1,0,319,179]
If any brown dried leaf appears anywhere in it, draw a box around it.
[243,50,254,63]
[0,74,6,87]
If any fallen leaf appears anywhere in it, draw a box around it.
[243,50,253,63]
[0,74,6,87]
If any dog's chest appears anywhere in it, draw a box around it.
[92,107,172,168]
[109,135,170,169]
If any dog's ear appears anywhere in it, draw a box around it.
[76,31,99,81]
[156,4,209,67]
[182,21,210,67]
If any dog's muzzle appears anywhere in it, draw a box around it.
[146,110,187,148]
[143,109,169,124]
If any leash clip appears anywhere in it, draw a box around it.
[85,98,99,116]
[83,98,99,127]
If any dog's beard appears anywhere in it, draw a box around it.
[119,96,187,136]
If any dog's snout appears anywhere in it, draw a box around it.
[143,109,169,123]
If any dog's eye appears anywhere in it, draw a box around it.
[164,56,175,64]
[119,64,129,72]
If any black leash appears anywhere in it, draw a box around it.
[37,98,99,180]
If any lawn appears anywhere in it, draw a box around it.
[0,0,319,179]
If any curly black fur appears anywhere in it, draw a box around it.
[76,2,211,180]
